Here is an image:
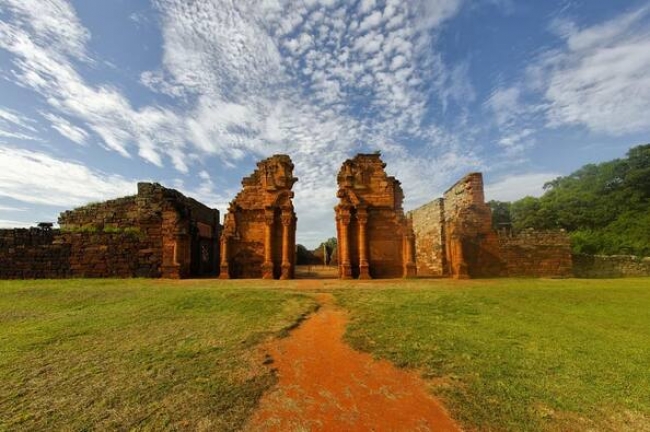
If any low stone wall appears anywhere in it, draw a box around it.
[64,232,157,278]
[498,230,573,278]
[573,254,650,278]
[0,228,157,279]
[0,228,70,279]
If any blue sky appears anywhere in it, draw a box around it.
[1,0,649,247]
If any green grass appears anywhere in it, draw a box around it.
[335,278,650,431]
[0,279,316,431]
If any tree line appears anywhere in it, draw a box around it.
[489,144,650,256]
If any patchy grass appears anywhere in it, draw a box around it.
[0,279,316,431]
[335,278,650,432]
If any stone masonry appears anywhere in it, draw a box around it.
[220,155,298,279]
[0,183,220,279]
[335,153,416,279]
[409,173,572,278]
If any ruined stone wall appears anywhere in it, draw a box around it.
[335,154,416,279]
[409,199,446,276]
[220,155,297,279]
[59,196,138,230]
[573,254,650,278]
[498,230,573,278]
[1,182,219,280]
[0,228,70,279]
[443,173,501,278]
[0,229,156,279]
[412,172,573,279]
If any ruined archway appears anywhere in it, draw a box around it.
[219,155,298,279]
[334,154,416,279]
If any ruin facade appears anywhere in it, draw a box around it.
[409,173,573,278]
[335,154,416,279]
[0,183,220,279]
[219,155,298,279]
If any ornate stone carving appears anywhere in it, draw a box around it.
[220,155,298,279]
[335,153,416,279]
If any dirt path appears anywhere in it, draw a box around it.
[246,285,461,431]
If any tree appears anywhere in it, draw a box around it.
[505,143,650,256]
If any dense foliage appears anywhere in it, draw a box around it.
[489,144,650,256]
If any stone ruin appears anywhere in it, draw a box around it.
[409,173,573,278]
[219,155,298,279]
[335,154,416,279]
[1,155,575,280]
[0,183,220,279]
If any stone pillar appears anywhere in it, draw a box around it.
[450,235,469,279]
[173,231,188,278]
[403,232,417,278]
[339,211,352,279]
[357,209,371,279]
[219,235,230,279]
[262,210,275,279]
[280,210,293,280]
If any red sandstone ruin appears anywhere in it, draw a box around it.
[219,155,298,279]
[409,173,573,278]
[0,183,220,279]
[1,157,577,280]
[335,154,416,279]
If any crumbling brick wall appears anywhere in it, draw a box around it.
[409,199,446,276]
[1,183,219,279]
[0,228,70,279]
[573,254,650,278]
[410,173,573,278]
[498,230,573,277]
[443,173,502,278]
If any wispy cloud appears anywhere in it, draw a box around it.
[0,145,136,206]
[42,112,88,145]
[485,172,560,202]
[541,6,650,135]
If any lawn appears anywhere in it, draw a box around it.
[335,278,650,431]
[0,279,316,431]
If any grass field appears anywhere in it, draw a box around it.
[335,278,650,432]
[2,278,649,431]
[0,279,316,431]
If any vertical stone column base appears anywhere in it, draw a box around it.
[280,263,291,280]
[219,264,230,279]
[341,263,352,279]
[403,263,417,278]
[262,262,274,279]
[359,263,372,279]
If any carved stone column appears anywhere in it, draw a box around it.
[357,209,371,279]
[219,235,230,279]
[339,210,352,279]
[262,210,275,279]
[280,210,293,280]
[403,232,417,278]
[174,230,188,278]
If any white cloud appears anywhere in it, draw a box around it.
[485,172,560,202]
[0,219,34,228]
[0,0,476,246]
[0,145,136,206]
[0,0,89,58]
[358,11,383,33]
[42,112,89,145]
[0,205,26,211]
[358,0,376,15]
[540,6,650,135]
[0,107,37,131]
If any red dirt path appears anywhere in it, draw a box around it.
[246,287,461,431]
